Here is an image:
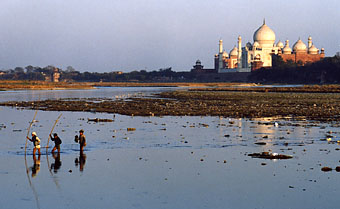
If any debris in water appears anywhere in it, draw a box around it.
[254,142,266,145]
[248,152,292,159]
[88,118,113,122]
[127,128,136,131]
[321,167,332,172]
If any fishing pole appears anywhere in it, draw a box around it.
[45,114,62,189]
[24,97,41,208]
[46,113,62,148]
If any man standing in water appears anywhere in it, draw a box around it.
[75,129,86,152]
[50,133,62,154]
[27,132,41,155]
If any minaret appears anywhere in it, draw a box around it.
[218,39,224,71]
[237,35,242,69]
[219,39,223,54]
[308,36,312,48]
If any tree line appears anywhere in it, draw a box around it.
[249,53,340,84]
[1,53,340,84]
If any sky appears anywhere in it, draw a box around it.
[0,0,339,72]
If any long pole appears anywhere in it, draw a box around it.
[25,110,38,155]
[46,113,62,148]
[24,110,40,209]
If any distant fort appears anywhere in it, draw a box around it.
[192,20,324,73]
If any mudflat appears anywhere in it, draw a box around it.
[2,88,340,121]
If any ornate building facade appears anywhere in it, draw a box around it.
[214,20,325,72]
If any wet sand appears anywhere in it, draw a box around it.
[2,89,340,121]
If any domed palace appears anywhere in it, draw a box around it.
[214,20,325,72]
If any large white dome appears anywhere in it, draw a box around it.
[253,21,276,47]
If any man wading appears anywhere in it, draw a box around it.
[75,129,86,152]
[50,133,62,154]
[27,132,41,155]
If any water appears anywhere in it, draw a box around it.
[0,86,177,102]
[0,88,339,209]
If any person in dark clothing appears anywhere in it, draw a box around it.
[50,133,62,154]
[75,129,86,152]
[27,132,41,155]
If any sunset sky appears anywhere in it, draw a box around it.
[0,0,339,72]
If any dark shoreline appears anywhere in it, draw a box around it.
[2,89,340,122]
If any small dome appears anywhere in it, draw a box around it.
[283,40,292,54]
[229,47,238,56]
[253,41,260,48]
[276,41,284,48]
[293,39,307,53]
[222,51,229,58]
[253,21,276,47]
[308,45,318,54]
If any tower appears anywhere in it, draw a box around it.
[237,35,242,68]
[308,36,312,48]
[219,39,223,54]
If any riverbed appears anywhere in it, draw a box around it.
[1,87,340,209]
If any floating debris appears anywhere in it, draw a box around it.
[254,142,267,145]
[127,128,136,131]
[321,167,332,172]
[88,118,113,122]
[248,152,293,159]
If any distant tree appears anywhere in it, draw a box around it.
[66,66,76,73]
[14,67,24,73]
[25,65,34,73]
[336,52,340,58]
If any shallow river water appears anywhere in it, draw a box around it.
[1,87,340,209]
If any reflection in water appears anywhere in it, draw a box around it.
[75,152,87,172]
[51,152,62,173]
[31,155,41,178]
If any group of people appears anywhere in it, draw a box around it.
[26,129,87,155]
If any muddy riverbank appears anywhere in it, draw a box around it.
[0,80,255,90]
[2,90,340,121]
[189,84,340,93]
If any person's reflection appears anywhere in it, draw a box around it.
[51,152,62,173]
[31,154,41,178]
[75,151,86,172]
